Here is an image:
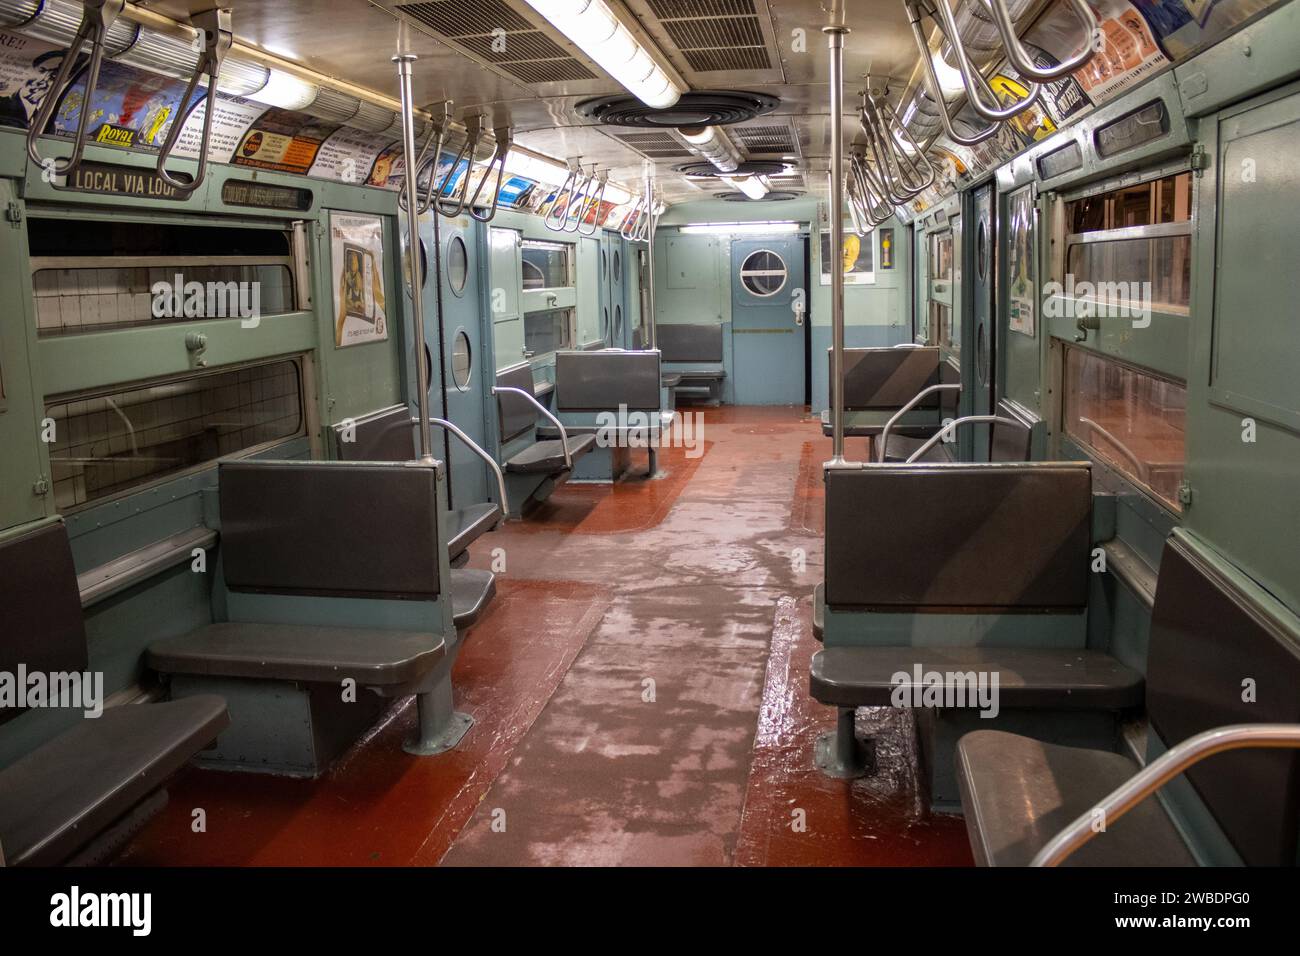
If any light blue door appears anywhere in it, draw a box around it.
[731,236,805,404]
[969,184,996,460]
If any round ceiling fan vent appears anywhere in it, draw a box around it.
[575,90,780,128]
[715,190,803,202]
[677,159,789,178]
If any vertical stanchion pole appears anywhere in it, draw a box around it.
[824,21,850,466]
[394,53,434,463]
[644,162,657,350]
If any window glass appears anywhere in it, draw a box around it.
[46,360,304,511]
[929,231,952,281]
[1065,234,1192,314]
[522,240,573,290]
[524,307,573,356]
[451,330,472,389]
[447,235,468,295]
[1063,347,1186,510]
[1066,173,1192,234]
[740,249,787,296]
[1095,101,1170,159]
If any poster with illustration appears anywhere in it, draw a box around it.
[1142,0,1275,59]
[990,73,1059,148]
[1027,0,1169,105]
[0,30,69,131]
[50,59,189,152]
[308,124,394,183]
[820,231,875,286]
[1007,187,1036,337]
[330,213,388,348]
[173,95,268,163]
[233,109,340,174]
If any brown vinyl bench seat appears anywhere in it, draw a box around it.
[811,646,1143,710]
[0,694,229,866]
[450,568,496,630]
[504,433,598,474]
[446,502,502,562]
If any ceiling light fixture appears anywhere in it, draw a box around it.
[723,174,770,201]
[522,0,684,109]
[679,221,799,236]
[678,125,742,173]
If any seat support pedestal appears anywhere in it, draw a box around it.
[404,678,473,756]
[814,707,873,779]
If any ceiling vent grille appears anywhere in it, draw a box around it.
[732,123,797,155]
[612,132,693,158]
[397,1,595,84]
[646,0,771,73]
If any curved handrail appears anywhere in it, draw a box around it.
[904,0,999,147]
[924,0,1043,124]
[576,170,607,237]
[466,125,512,223]
[155,8,233,194]
[904,413,1024,462]
[619,194,645,240]
[26,0,128,177]
[1078,416,1148,480]
[433,116,480,218]
[980,0,1098,82]
[491,385,573,469]
[562,165,598,234]
[420,416,510,518]
[545,164,581,232]
[399,101,451,215]
[877,383,961,461]
[1031,724,1300,867]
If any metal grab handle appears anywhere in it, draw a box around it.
[865,94,935,200]
[545,164,580,232]
[980,0,1098,82]
[904,413,1024,462]
[634,191,654,243]
[877,383,961,461]
[155,8,232,194]
[26,0,127,177]
[419,416,510,518]
[433,116,481,218]
[562,165,598,234]
[1031,724,1300,867]
[905,0,1000,147]
[847,152,894,228]
[491,385,573,469]
[466,125,512,223]
[922,0,1043,123]
[619,194,645,240]
[576,171,607,237]
[399,101,451,215]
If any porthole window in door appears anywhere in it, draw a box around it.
[613,249,622,282]
[452,329,472,390]
[740,249,787,297]
[976,323,990,385]
[602,306,609,340]
[977,219,988,281]
[614,304,623,341]
[402,231,427,298]
[447,234,468,297]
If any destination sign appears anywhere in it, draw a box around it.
[221,179,313,211]
[56,162,192,201]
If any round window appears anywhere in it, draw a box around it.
[402,232,428,297]
[447,234,468,296]
[614,304,623,339]
[976,323,990,386]
[601,248,607,278]
[976,219,988,282]
[740,249,787,297]
[613,249,622,282]
[452,329,472,390]
[602,306,609,339]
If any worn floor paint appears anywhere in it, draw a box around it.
[117,406,971,867]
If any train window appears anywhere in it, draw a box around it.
[521,240,574,290]
[45,359,305,512]
[614,304,623,340]
[1066,173,1192,233]
[976,220,988,281]
[29,218,298,337]
[524,307,573,356]
[1037,141,1083,180]
[1095,101,1170,159]
[451,330,472,390]
[928,232,952,281]
[402,232,427,298]
[930,301,954,349]
[1062,347,1186,511]
[613,249,622,282]
[447,235,468,296]
[739,249,787,296]
[602,306,610,340]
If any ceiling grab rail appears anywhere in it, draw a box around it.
[865,92,936,199]
[904,0,999,147]
[918,0,1044,123]
[544,161,581,232]
[848,151,894,227]
[619,194,645,241]
[26,0,127,177]
[846,158,883,232]
[1031,724,1300,867]
[399,101,451,215]
[860,112,921,205]
[576,170,608,236]
[980,0,1099,82]
[466,124,512,223]
[562,164,597,234]
[433,114,481,219]
[634,189,656,243]
[155,8,233,195]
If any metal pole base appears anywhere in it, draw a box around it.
[403,683,474,756]
[814,707,874,779]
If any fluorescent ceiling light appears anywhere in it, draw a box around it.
[503,150,570,187]
[930,51,965,98]
[248,68,318,110]
[679,125,741,173]
[679,221,799,236]
[723,175,769,201]
[523,0,683,109]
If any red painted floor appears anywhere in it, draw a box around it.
[118,405,971,867]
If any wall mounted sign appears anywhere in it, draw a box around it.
[330,212,388,348]
[55,160,192,200]
[820,231,875,286]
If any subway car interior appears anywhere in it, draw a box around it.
[0,0,1298,880]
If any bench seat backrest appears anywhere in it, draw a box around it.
[555,350,661,411]
[0,522,87,726]
[824,462,1092,609]
[496,363,538,444]
[331,405,415,462]
[991,398,1038,463]
[658,323,723,364]
[833,347,942,411]
[219,460,441,601]
[1146,531,1300,866]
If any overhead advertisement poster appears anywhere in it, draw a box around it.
[0,29,67,131]
[330,212,388,348]
[173,95,269,163]
[309,124,394,184]
[1028,0,1170,105]
[49,59,189,152]
[233,109,340,175]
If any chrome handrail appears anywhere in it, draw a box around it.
[26,0,127,177]
[923,0,1043,123]
[399,101,451,215]
[466,125,512,223]
[491,385,573,469]
[1031,724,1300,867]
[154,8,233,194]
[877,383,961,461]
[562,164,598,234]
[619,194,645,240]
[980,0,1098,82]
[545,163,581,232]
[576,170,607,237]
[419,416,510,518]
[1078,416,1149,480]
[904,413,1023,462]
[904,0,999,147]
[433,114,481,218]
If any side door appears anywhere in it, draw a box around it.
[969,183,996,459]
[731,236,806,405]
